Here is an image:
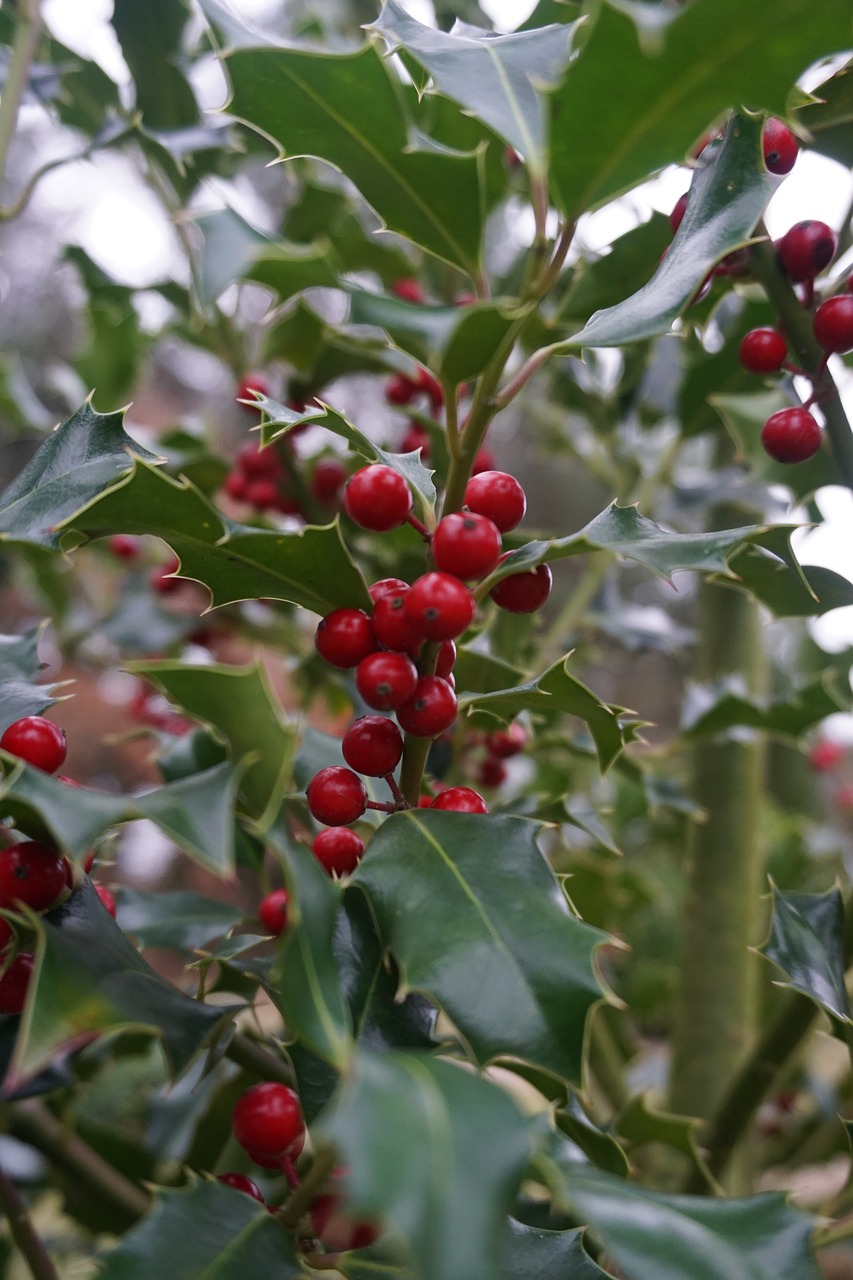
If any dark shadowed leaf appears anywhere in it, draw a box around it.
[502,1219,608,1279]
[353,812,607,1084]
[110,0,198,130]
[0,628,61,731]
[759,884,851,1023]
[116,889,244,953]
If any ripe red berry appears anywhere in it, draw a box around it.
[385,374,418,406]
[760,407,821,464]
[397,676,458,737]
[356,651,418,711]
[312,827,365,876]
[485,722,527,758]
[415,367,443,410]
[310,1192,380,1252]
[776,221,837,282]
[391,278,424,304]
[150,553,181,594]
[0,716,67,773]
[430,786,488,813]
[258,888,288,936]
[435,639,456,679]
[669,191,689,235]
[478,757,507,788]
[738,327,788,375]
[762,118,798,174]
[232,1082,304,1158]
[312,457,347,505]
[371,590,423,656]
[464,471,527,533]
[306,768,368,826]
[224,469,249,501]
[342,717,404,777]
[490,559,553,613]
[400,425,431,457]
[0,841,68,912]
[810,739,844,772]
[369,578,409,604]
[471,448,495,475]
[236,440,280,478]
[108,534,141,560]
[236,373,269,407]
[245,478,281,511]
[813,295,853,355]
[344,465,413,532]
[0,953,33,1015]
[95,885,117,918]
[217,1173,265,1203]
[315,608,375,670]
[404,573,475,642]
[432,512,502,580]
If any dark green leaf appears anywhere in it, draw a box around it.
[317,1050,531,1280]
[556,1095,630,1177]
[681,670,851,739]
[127,661,298,831]
[116,890,244,953]
[110,0,198,129]
[0,401,158,551]
[615,1094,712,1186]
[453,646,524,695]
[195,208,339,307]
[262,300,392,382]
[502,1219,608,1280]
[16,880,236,1079]
[0,627,61,731]
[759,884,851,1023]
[548,0,853,215]
[796,61,853,167]
[371,1,576,173]
[98,1179,302,1278]
[353,812,607,1084]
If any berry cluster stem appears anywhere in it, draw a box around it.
[0,1163,59,1280]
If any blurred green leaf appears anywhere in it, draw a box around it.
[195,208,339,306]
[354,812,606,1084]
[681,670,851,739]
[759,884,851,1023]
[116,889,244,953]
[796,61,853,167]
[110,0,198,129]
[0,627,60,731]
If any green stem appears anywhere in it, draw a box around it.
[0,0,43,206]
[587,1010,629,1113]
[749,231,853,493]
[0,1164,58,1280]
[225,1031,294,1085]
[278,1147,337,1232]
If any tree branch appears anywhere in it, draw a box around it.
[0,1163,59,1280]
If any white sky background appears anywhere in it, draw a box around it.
[31,0,853,673]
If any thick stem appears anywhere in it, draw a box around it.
[0,1164,58,1280]
[5,1100,150,1224]
[0,0,43,205]
[225,1030,294,1085]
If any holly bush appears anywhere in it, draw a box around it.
[0,0,853,1277]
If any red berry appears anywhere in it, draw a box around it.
[400,425,431,457]
[315,608,375,670]
[312,457,347,505]
[95,885,117,918]
[258,888,288,936]
[0,841,68,912]
[342,717,404,777]
[371,590,423,657]
[432,512,502,580]
[464,471,526,533]
[490,559,553,613]
[0,716,67,774]
[761,407,821,464]
[415,367,443,410]
[224,469,250,501]
[485,722,527,758]
[404,573,475,641]
[246,478,281,511]
[813,295,853,354]
[478,757,507,788]
[356,651,418,711]
[0,953,33,1015]
[669,192,689,235]
[217,1173,265,1203]
[763,118,798,174]
[430,786,488,813]
[391,278,424,304]
[776,221,837,282]
[310,1192,380,1252]
[385,374,418,406]
[312,827,365,877]
[108,534,141,560]
[237,373,269,407]
[236,440,280,478]
[435,640,456,679]
[738,327,788,374]
[471,448,495,475]
[150,554,181,594]
[306,768,368,826]
[397,676,458,737]
[810,739,844,772]
[344,465,413,532]
[369,578,409,604]
[232,1082,304,1158]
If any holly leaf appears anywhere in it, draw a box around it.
[98,1179,302,1278]
[15,880,236,1080]
[110,0,198,130]
[545,1150,820,1280]
[316,1050,532,1280]
[201,19,485,276]
[564,114,773,347]
[680,670,852,739]
[56,458,371,615]
[460,659,629,772]
[0,401,158,551]
[116,889,244,953]
[548,0,853,216]
[615,1094,713,1188]
[0,628,62,731]
[370,1,576,174]
[0,758,240,876]
[128,661,298,832]
[353,812,607,1084]
[759,884,851,1024]
[502,1220,608,1280]
[195,208,338,306]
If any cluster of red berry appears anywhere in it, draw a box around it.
[223,1080,377,1254]
[305,463,551,854]
[0,716,115,1014]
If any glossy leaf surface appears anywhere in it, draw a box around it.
[116,889,244,953]
[759,885,852,1023]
